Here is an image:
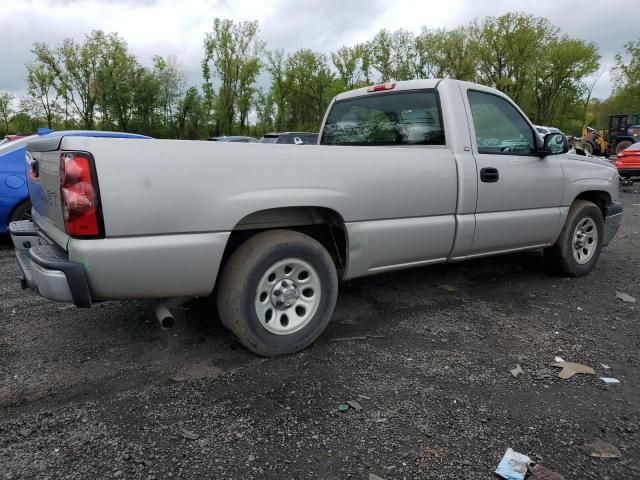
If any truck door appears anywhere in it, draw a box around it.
[462,88,564,255]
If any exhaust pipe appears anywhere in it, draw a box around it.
[155,304,175,329]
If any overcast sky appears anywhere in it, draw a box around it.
[0,0,635,102]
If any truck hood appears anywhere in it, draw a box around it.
[566,152,616,170]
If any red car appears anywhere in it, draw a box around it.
[615,142,640,180]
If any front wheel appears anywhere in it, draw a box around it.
[217,230,338,357]
[545,200,604,277]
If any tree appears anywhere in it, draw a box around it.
[470,13,555,104]
[26,63,61,129]
[266,49,288,131]
[331,43,369,89]
[414,28,477,80]
[282,49,336,130]
[368,29,416,82]
[32,31,114,129]
[611,39,640,112]
[96,32,139,131]
[0,92,14,134]
[176,87,205,139]
[154,55,183,133]
[531,38,600,126]
[254,88,274,134]
[202,18,263,135]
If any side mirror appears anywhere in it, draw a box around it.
[293,137,304,145]
[541,132,569,156]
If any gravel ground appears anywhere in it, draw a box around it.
[1,188,639,479]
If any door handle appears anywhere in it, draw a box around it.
[480,167,499,183]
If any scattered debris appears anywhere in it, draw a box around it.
[534,368,554,380]
[495,448,530,480]
[417,447,446,467]
[527,462,565,479]
[510,365,523,378]
[437,284,458,292]
[554,356,565,363]
[180,428,200,440]
[358,394,371,400]
[615,291,636,303]
[369,474,386,480]
[583,440,622,459]
[600,377,621,384]
[601,364,611,370]
[248,454,255,462]
[551,361,595,379]
[346,400,363,411]
[329,335,389,342]
[338,403,349,413]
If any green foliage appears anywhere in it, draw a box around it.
[611,40,640,112]
[0,92,14,134]
[202,18,263,135]
[11,14,637,140]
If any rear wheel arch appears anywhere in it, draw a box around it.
[219,206,349,280]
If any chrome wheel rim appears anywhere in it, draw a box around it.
[254,258,321,335]
[572,217,598,264]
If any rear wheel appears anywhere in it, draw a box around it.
[616,140,632,155]
[545,200,604,277]
[217,229,338,357]
[9,200,32,223]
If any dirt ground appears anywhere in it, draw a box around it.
[0,188,638,480]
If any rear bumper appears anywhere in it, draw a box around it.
[603,201,623,247]
[9,220,91,307]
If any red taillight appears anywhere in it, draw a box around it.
[60,152,100,237]
[367,82,396,92]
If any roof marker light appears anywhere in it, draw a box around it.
[367,82,396,93]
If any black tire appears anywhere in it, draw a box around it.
[217,229,338,357]
[616,140,632,155]
[9,200,32,223]
[583,141,594,155]
[544,200,604,277]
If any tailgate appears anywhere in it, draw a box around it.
[26,137,70,249]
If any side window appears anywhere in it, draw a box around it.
[321,90,445,146]
[467,90,536,155]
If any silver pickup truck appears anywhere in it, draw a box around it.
[10,79,622,356]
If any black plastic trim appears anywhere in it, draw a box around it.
[605,201,623,218]
[29,245,92,308]
[26,136,64,153]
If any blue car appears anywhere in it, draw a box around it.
[0,129,150,234]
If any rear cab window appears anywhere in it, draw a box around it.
[321,90,445,146]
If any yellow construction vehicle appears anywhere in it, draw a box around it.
[581,126,607,155]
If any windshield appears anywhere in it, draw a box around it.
[321,90,445,146]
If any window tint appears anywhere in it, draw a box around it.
[321,90,445,146]
[467,90,535,155]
